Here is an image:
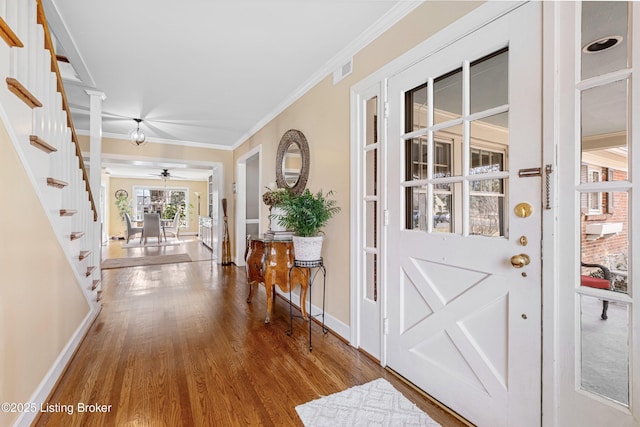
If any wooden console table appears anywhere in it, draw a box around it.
[245,236,309,324]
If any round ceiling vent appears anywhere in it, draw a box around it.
[583,35,623,53]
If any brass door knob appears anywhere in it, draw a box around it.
[510,254,531,268]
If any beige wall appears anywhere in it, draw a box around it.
[233,1,482,325]
[108,177,208,237]
[0,121,91,426]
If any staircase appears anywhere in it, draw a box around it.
[0,0,101,307]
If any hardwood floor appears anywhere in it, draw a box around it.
[35,237,468,426]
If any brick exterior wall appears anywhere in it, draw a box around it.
[581,168,628,269]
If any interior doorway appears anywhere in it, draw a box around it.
[235,146,262,266]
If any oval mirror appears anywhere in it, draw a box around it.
[275,129,309,195]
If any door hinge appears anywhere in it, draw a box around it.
[383,318,389,335]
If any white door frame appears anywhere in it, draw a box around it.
[235,145,262,266]
[550,2,640,426]
[350,81,385,361]
[541,3,560,425]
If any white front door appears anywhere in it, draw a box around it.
[386,3,541,426]
[556,2,639,425]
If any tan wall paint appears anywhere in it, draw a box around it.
[233,1,482,325]
[0,121,90,426]
[108,177,208,237]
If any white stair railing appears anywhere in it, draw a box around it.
[0,0,101,307]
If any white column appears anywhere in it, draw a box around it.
[86,89,106,209]
[86,89,105,286]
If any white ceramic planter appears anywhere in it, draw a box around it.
[270,206,287,232]
[292,235,323,261]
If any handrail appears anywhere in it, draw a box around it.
[36,0,98,221]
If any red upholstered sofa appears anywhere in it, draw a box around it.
[581,262,613,320]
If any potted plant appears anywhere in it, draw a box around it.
[277,189,341,261]
[114,193,133,239]
[262,186,292,232]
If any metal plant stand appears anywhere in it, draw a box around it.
[287,258,327,351]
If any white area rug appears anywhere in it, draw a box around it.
[121,239,182,248]
[296,378,441,427]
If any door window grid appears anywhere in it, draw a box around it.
[403,48,509,237]
[364,95,379,302]
[576,0,632,408]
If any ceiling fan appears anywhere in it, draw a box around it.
[150,169,186,180]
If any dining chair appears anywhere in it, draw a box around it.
[141,213,162,245]
[124,213,143,243]
[164,207,182,239]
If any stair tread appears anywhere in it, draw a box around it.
[91,279,100,291]
[86,266,96,277]
[31,135,57,154]
[60,209,77,217]
[70,232,85,241]
[6,77,42,109]
[79,250,91,260]
[47,177,68,188]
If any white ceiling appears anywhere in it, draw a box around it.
[44,0,417,152]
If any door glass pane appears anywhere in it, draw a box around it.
[580,294,629,406]
[366,149,377,196]
[366,96,378,145]
[434,67,462,125]
[581,79,628,182]
[366,201,377,248]
[405,83,428,132]
[366,252,377,301]
[407,185,427,231]
[433,182,459,234]
[581,1,629,80]
[433,124,462,176]
[470,179,507,237]
[580,191,629,294]
[434,141,452,178]
[406,137,428,181]
[470,48,509,114]
[470,112,509,174]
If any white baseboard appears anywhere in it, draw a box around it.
[276,289,350,341]
[14,307,100,427]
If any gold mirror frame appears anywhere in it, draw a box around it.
[275,129,310,195]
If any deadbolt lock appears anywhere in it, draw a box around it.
[514,202,533,218]
[519,236,528,246]
[510,253,531,269]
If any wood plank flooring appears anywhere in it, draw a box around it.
[35,238,468,426]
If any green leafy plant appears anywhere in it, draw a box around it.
[162,202,193,227]
[277,189,341,237]
[115,194,132,222]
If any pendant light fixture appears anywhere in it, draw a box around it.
[130,118,146,146]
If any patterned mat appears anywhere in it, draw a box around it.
[296,378,441,426]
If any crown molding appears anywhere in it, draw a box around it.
[231,1,424,150]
